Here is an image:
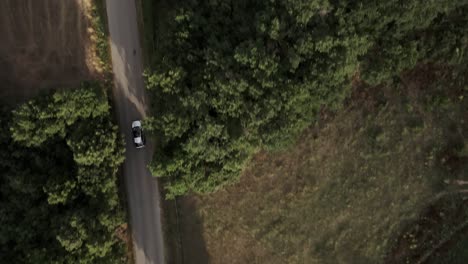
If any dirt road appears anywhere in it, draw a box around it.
[105,0,165,263]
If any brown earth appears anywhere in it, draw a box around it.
[0,0,98,103]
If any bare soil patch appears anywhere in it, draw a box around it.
[0,0,99,103]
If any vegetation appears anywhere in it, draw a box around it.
[143,0,468,197]
[90,1,112,74]
[0,83,127,263]
[184,64,467,263]
[140,0,468,262]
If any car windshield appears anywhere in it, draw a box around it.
[132,127,141,138]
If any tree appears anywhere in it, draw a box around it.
[144,0,468,197]
[10,83,109,147]
[0,84,127,263]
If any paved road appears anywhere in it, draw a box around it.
[105,1,165,263]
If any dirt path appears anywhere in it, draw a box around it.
[105,0,166,263]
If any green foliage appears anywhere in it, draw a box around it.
[67,119,124,167]
[91,1,111,73]
[0,84,127,263]
[144,0,468,197]
[10,83,109,147]
[358,1,468,84]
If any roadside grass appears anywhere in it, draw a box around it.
[181,64,468,263]
[90,0,112,76]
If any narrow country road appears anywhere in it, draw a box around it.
[105,1,165,263]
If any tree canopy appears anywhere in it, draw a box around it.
[0,83,127,263]
[144,0,468,197]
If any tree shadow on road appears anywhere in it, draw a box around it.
[162,195,210,264]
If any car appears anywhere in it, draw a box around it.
[132,120,146,148]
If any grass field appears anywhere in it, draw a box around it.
[175,64,467,263]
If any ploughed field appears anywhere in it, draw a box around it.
[0,0,96,101]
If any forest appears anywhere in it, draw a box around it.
[143,0,468,197]
[0,83,127,263]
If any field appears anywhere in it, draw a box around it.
[175,64,468,263]
[0,0,102,102]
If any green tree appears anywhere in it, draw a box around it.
[144,0,468,197]
[10,83,109,147]
[0,85,127,263]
